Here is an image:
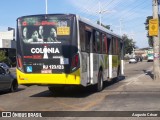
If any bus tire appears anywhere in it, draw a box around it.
[116,65,121,81]
[97,71,103,92]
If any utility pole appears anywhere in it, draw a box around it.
[8,27,15,41]
[152,0,160,80]
[130,32,135,57]
[98,1,102,25]
[45,0,48,14]
[98,0,113,26]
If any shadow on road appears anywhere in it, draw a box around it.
[30,86,98,98]
[143,69,154,80]
[0,88,25,95]
[30,76,126,98]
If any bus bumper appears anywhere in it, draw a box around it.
[16,69,81,85]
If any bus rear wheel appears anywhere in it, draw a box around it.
[97,71,103,92]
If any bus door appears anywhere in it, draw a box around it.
[85,30,92,84]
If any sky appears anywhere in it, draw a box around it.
[0,0,152,48]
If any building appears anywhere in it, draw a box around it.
[134,48,148,57]
[0,30,16,67]
[0,30,16,48]
[125,47,149,60]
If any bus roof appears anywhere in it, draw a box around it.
[17,13,75,20]
[76,15,122,39]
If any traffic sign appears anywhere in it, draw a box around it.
[149,19,159,36]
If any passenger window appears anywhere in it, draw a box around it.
[102,34,107,54]
[85,31,91,52]
[107,36,112,54]
[112,37,116,55]
[96,31,101,53]
[93,31,97,53]
[79,22,85,51]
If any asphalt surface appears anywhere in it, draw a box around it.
[1,61,160,120]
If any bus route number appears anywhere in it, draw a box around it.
[43,65,64,69]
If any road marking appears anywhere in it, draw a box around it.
[79,95,104,111]
[125,74,145,86]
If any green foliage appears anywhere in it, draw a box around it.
[122,34,136,54]
[97,21,111,30]
[0,50,7,62]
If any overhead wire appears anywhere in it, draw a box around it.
[71,0,151,38]
[121,0,150,20]
[102,0,150,36]
[104,0,147,23]
[123,3,151,22]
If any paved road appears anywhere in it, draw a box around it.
[0,62,152,111]
[1,61,160,119]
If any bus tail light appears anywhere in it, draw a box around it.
[71,54,79,70]
[17,55,23,70]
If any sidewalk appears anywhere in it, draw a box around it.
[121,68,160,92]
[104,68,160,112]
[137,69,160,85]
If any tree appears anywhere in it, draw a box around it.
[0,50,7,62]
[97,21,111,30]
[122,34,137,54]
[144,16,153,47]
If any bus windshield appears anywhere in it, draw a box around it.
[18,15,72,44]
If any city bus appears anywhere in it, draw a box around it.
[147,48,153,62]
[16,14,124,92]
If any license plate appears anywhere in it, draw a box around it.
[41,70,52,73]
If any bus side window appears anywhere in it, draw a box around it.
[112,37,116,55]
[79,22,85,51]
[85,31,91,52]
[96,31,101,53]
[99,32,102,53]
[107,35,112,55]
[102,34,107,54]
[93,30,97,53]
[117,38,120,55]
